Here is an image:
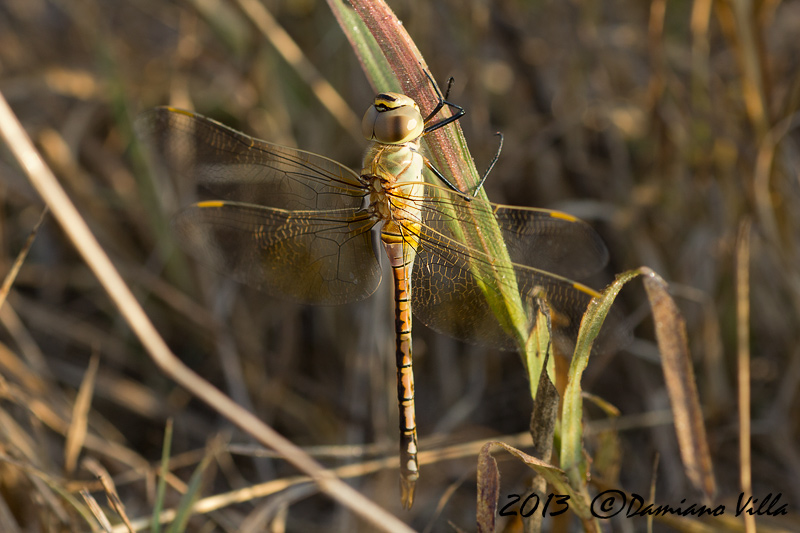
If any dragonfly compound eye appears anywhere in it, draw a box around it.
[362,93,424,144]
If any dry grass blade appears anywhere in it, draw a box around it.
[735,220,756,533]
[0,493,22,533]
[718,0,769,137]
[0,91,413,533]
[0,305,50,381]
[640,267,716,501]
[526,350,558,533]
[64,353,100,474]
[84,457,136,533]
[753,113,800,253]
[648,454,661,533]
[0,449,92,524]
[238,484,318,533]
[0,207,47,312]
[81,488,113,532]
[475,443,500,533]
[477,442,594,521]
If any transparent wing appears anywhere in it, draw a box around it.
[399,183,609,350]
[174,201,381,305]
[135,107,367,210]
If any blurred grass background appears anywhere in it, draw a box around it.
[1,0,799,531]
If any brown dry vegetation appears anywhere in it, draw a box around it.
[0,0,799,531]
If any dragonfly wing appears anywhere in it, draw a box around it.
[409,184,608,278]
[411,232,596,351]
[486,206,608,280]
[405,184,609,350]
[136,107,366,211]
[175,201,381,305]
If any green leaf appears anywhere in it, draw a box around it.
[327,0,398,93]
[560,269,639,484]
[151,418,174,533]
[165,444,213,533]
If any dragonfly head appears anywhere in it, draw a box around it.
[362,93,424,144]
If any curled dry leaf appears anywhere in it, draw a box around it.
[641,267,717,501]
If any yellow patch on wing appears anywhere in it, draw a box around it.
[196,200,225,208]
[550,211,578,222]
[164,106,195,117]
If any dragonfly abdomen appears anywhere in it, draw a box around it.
[390,256,419,509]
[361,128,427,509]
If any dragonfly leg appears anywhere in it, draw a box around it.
[417,71,501,199]
[421,74,446,123]
[423,156,472,201]
[470,131,504,196]
[421,70,466,135]
[442,76,455,101]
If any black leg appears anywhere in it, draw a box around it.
[421,70,466,134]
[470,132,504,196]
[423,157,470,200]
[418,70,501,199]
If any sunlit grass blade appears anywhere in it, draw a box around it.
[560,270,637,484]
[524,299,557,399]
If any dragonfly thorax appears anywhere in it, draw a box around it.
[362,92,425,144]
[360,141,425,254]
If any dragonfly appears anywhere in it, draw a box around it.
[136,76,609,509]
